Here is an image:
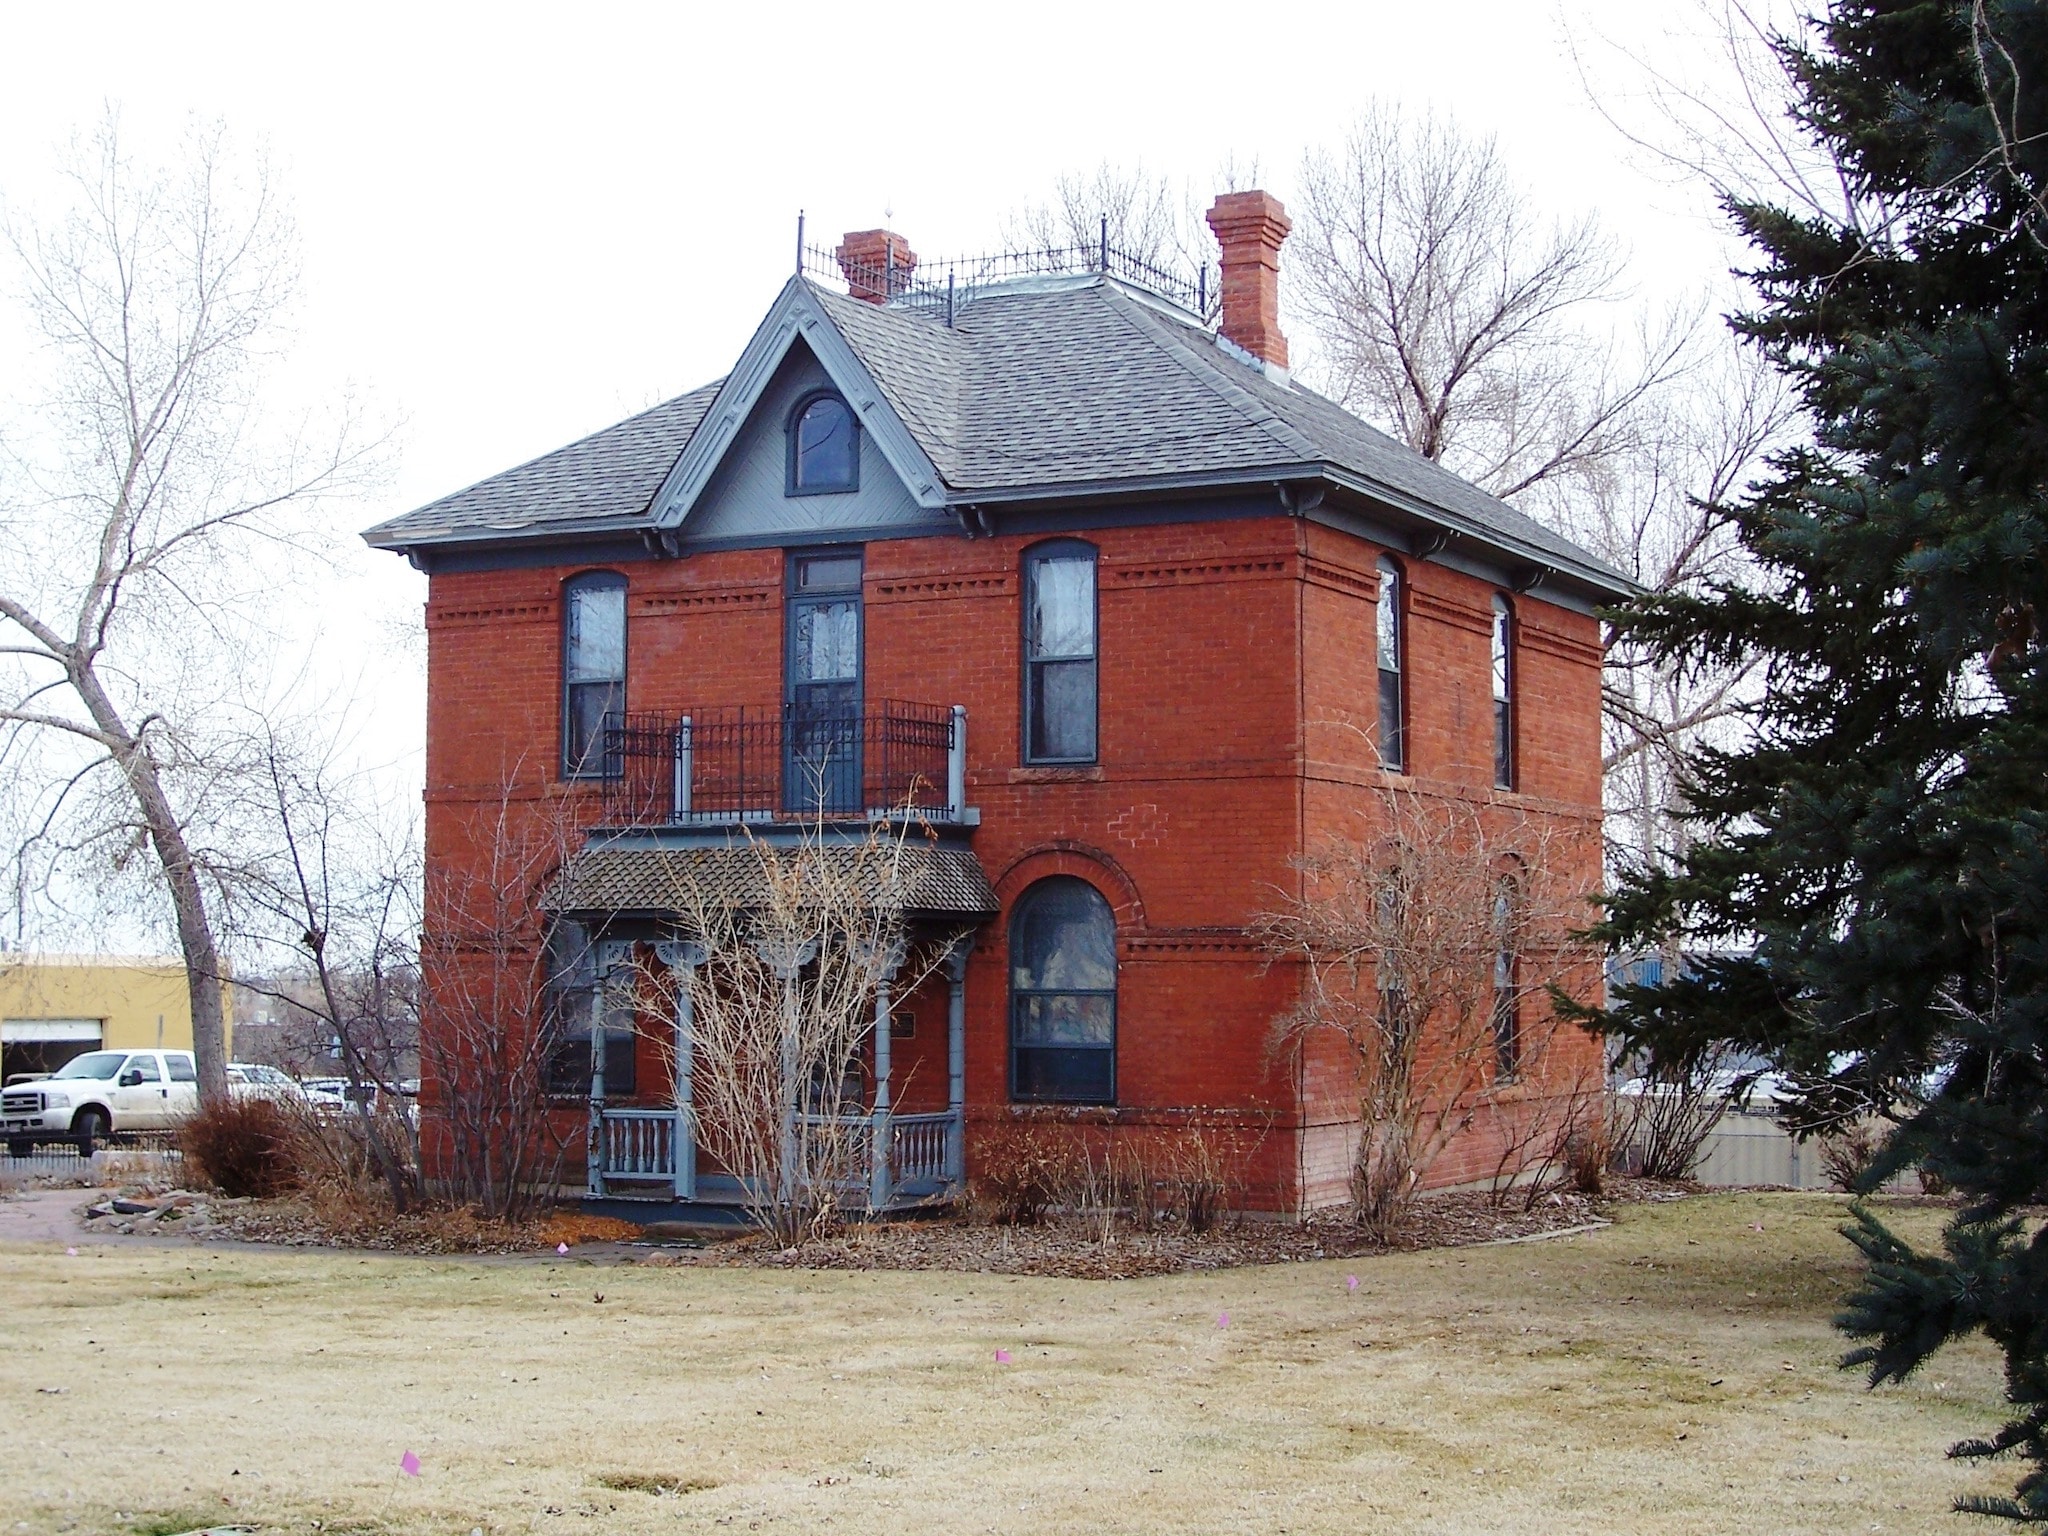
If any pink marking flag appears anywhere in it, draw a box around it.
[556,1241,570,1255]
[994,1349,1012,1364]
[400,1450,421,1478]
[1346,1275,1358,1293]
[65,1247,77,1257]
[1217,1312,1230,1330]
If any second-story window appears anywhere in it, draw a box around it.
[563,573,626,778]
[1492,594,1514,789]
[1376,557,1405,772]
[788,393,859,494]
[1023,541,1098,764]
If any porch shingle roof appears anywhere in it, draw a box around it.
[545,842,999,923]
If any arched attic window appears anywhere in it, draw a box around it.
[1009,877,1117,1104]
[562,572,627,779]
[787,392,860,495]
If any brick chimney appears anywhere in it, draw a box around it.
[836,228,917,305]
[1204,191,1292,372]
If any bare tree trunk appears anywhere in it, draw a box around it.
[0,119,366,1108]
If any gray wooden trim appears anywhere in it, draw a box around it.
[645,280,950,537]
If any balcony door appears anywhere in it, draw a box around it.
[785,550,864,814]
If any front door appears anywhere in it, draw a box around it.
[785,550,863,814]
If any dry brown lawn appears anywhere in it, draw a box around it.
[0,1191,2006,1535]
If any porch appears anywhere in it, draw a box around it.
[556,832,990,1214]
[582,934,972,1211]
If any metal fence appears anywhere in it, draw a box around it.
[1690,1112,1918,1193]
[0,1139,183,1185]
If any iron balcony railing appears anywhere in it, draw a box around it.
[600,700,968,828]
[796,215,1218,326]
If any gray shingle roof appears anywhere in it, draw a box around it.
[366,385,720,544]
[364,274,1628,593]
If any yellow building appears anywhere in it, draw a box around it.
[0,954,219,1082]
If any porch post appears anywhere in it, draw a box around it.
[586,939,634,1199]
[866,940,906,1211]
[947,705,968,821]
[753,936,819,1212]
[943,935,972,1189]
[655,939,708,1201]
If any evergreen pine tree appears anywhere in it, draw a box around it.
[1592,1,2048,1517]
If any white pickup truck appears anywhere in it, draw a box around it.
[0,1049,199,1156]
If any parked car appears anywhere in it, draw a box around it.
[225,1063,310,1104]
[299,1077,350,1110]
[0,1049,199,1156]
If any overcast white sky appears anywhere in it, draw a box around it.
[0,0,1753,877]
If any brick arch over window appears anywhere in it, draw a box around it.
[991,842,1146,934]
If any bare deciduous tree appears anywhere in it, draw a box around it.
[1292,101,1693,501]
[1001,158,1261,279]
[1530,341,1797,882]
[1255,794,1599,1239]
[230,723,421,1209]
[0,118,367,1101]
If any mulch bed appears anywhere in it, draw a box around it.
[683,1178,1691,1280]
[93,1177,1695,1274]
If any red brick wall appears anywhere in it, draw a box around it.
[417,510,1606,1212]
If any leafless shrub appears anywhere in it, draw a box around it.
[969,1115,1077,1227]
[647,815,950,1248]
[1565,1120,1610,1196]
[1609,1044,1738,1180]
[1256,793,1599,1240]
[177,1097,303,1199]
[228,725,422,1209]
[416,770,583,1222]
[1488,1061,1608,1209]
[1818,1121,1883,1194]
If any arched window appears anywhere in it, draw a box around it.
[1376,557,1405,772]
[787,393,860,494]
[1492,875,1520,1080]
[1491,593,1514,789]
[1022,541,1098,764]
[1009,877,1116,1103]
[563,572,627,778]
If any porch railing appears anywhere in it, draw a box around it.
[593,1106,962,1208]
[599,1108,680,1183]
[600,701,967,829]
[889,1112,952,1188]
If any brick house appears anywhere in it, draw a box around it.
[366,191,1627,1214]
